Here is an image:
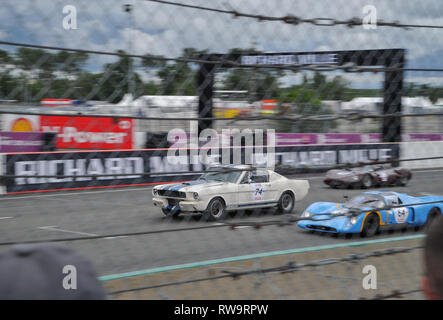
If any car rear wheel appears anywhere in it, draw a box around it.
[396,175,408,186]
[360,213,380,237]
[276,191,295,214]
[361,174,373,189]
[202,197,227,221]
[329,181,340,189]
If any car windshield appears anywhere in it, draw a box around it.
[343,194,385,209]
[199,170,242,183]
[353,165,373,172]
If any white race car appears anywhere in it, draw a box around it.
[152,165,310,221]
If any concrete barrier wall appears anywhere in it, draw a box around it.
[400,141,443,169]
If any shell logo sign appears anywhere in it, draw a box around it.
[11,117,34,132]
[3,114,40,132]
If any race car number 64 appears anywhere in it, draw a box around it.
[393,207,408,223]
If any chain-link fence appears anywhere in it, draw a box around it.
[1,0,443,301]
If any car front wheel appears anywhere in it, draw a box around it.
[360,213,380,237]
[361,174,373,189]
[202,197,227,221]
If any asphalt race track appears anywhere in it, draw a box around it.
[0,169,441,276]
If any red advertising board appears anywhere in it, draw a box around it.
[40,116,133,149]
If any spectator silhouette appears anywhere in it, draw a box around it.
[423,214,443,300]
[0,243,106,299]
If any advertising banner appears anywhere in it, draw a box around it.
[0,132,48,152]
[2,114,40,132]
[275,133,443,145]
[4,143,399,193]
[40,116,133,149]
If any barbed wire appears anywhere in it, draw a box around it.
[0,108,442,122]
[145,0,443,30]
[368,288,423,300]
[106,245,423,295]
[1,40,443,74]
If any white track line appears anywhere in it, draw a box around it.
[38,226,98,237]
[0,217,13,220]
[103,236,129,240]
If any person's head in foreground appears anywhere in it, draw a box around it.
[423,214,443,300]
[0,243,106,299]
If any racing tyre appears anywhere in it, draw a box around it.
[360,213,380,237]
[162,207,181,218]
[329,181,339,189]
[202,197,227,221]
[425,208,441,230]
[276,191,295,214]
[396,175,409,186]
[361,174,373,189]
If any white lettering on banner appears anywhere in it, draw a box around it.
[41,126,127,145]
[277,151,337,166]
[150,156,190,174]
[64,159,89,182]
[338,149,391,163]
[14,157,144,185]
[241,54,338,66]
[122,157,144,179]
[48,160,70,183]
[15,161,36,185]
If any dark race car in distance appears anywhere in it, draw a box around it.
[324,164,412,189]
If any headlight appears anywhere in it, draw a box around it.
[350,217,357,225]
[303,211,311,218]
[153,189,158,196]
[193,192,199,200]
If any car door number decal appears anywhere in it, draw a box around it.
[393,207,408,223]
[251,183,264,201]
[378,172,388,181]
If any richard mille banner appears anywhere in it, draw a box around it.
[3,143,399,193]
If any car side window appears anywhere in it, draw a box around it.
[251,170,269,183]
[384,194,401,206]
[240,172,251,184]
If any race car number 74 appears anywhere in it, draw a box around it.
[252,183,264,201]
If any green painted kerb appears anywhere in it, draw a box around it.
[98,234,425,282]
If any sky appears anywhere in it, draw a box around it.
[1,0,443,89]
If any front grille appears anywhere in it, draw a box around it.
[306,225,337,232]
[158,190,186,198]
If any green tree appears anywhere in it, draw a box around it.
[0,49,12,64]
[155,48,210,95]
[54,51,89,73]
[16,48,55,78]
[97,51,143,103]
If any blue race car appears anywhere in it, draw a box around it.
[298,191,443,237]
